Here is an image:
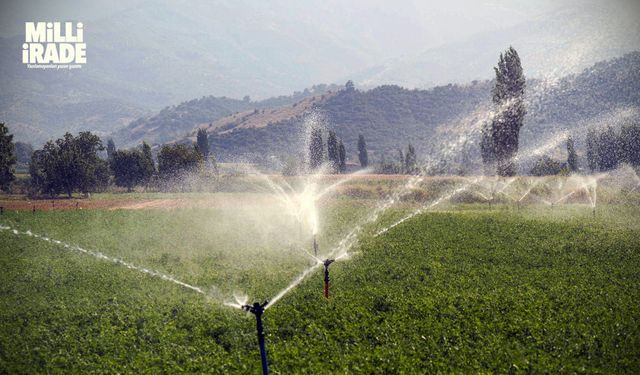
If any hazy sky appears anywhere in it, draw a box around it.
[0,0,591,42]
[3,1,636,62]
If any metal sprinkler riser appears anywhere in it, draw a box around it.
[323,259,335,299]
[242,301,270,375]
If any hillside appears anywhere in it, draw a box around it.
[161,82,489,163]
[156,52,638,165]
[112,84,340,147]
[3,1,637,147]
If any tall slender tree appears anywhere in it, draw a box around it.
[357,134,368,168]
[586,128,598,172]
[308,127,323,171]
[327,130,339,172]
[196,128,209,160]
[405,144,417,174]
[566,135,578,173]
[106,139,116,160]
[482,47,526,176]
[338,139,346,173]
[141,141,155,186]
[398,148,405,174]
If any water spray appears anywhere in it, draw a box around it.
[242,301,270,375]
[323,259,335,299]
[313,235,318,257]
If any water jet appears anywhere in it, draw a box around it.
[313,235,318,257]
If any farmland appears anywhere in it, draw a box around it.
[1,180,639,373]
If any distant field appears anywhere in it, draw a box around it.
[3,172,638,209]
[1,182,639,372]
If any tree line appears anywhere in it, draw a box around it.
[0,123,217,196]
[585,124,640,173]
[308,127,348,173]
[2,47,639,191]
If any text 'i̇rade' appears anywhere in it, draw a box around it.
[23,22,86,65]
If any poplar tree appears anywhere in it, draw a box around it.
[586,128,598,172]
[405,144,417,174]
[481,47,526,176]
[338,139,346,173]
[106,139,116,160]
[327,130,339,172]
[357,134,368,168]
[566,135,578,172]
[196,128,209,160]
[398,148,405,174]
[141,141,155,186]
[308,127,323,171]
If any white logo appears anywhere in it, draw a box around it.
[23,22,86,69]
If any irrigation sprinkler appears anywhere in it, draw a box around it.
[242,301,270,375]
[323,259,335,299]
[32,205,36,214]
[0,206,3,215]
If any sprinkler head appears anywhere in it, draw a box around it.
[242,300,270,375]
[242,300,269,315]
[323,258,335,268]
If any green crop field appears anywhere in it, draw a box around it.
[1,195,639,373]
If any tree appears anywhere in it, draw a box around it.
[405,144,417,174]
[376,153,396,174]
[327,131,339,172]
[482,47,526,176]
[141,142,156,186]
[530,156,563,176]
[566,135,578,173]
[0,123,16,191]
[357,134,368,168]
[345,80,355,92]
[106,139,116,160]
[157,144,203,180]
[398,149,405,174]
[586,128,599,172]
[75,132,110,195]
[597,126,621,171]
[621,122,640,168]
[196,128,209,160]
[338,139,346,173]
[308,127,323,171]
[110,149,146,192]
[29,132,108,197]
